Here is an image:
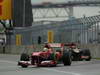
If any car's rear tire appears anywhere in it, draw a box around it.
[86,56,91,61]
[62,51,72,66]
[81,49,91,61]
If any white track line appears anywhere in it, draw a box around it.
[42,68,81,75]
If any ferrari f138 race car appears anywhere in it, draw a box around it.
[18,43,72,68]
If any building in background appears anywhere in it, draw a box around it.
[13,0,33,27]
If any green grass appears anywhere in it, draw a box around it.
[93,58,100,60]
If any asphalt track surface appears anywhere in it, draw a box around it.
[0,54,100,75]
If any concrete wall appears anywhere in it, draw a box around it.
[0,45,44,54]
[0,44,100,58]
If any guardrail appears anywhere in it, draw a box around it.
[0,44,100,58]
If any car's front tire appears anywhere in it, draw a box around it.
[21,64,28,68]
[20,53,30,61]
[19,53,29,68]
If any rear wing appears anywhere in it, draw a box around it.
[48,43,64,47]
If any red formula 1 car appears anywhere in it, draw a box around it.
[18,43,72,68]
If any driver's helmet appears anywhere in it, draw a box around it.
[73,47,80,53]
[43,47,48,51]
